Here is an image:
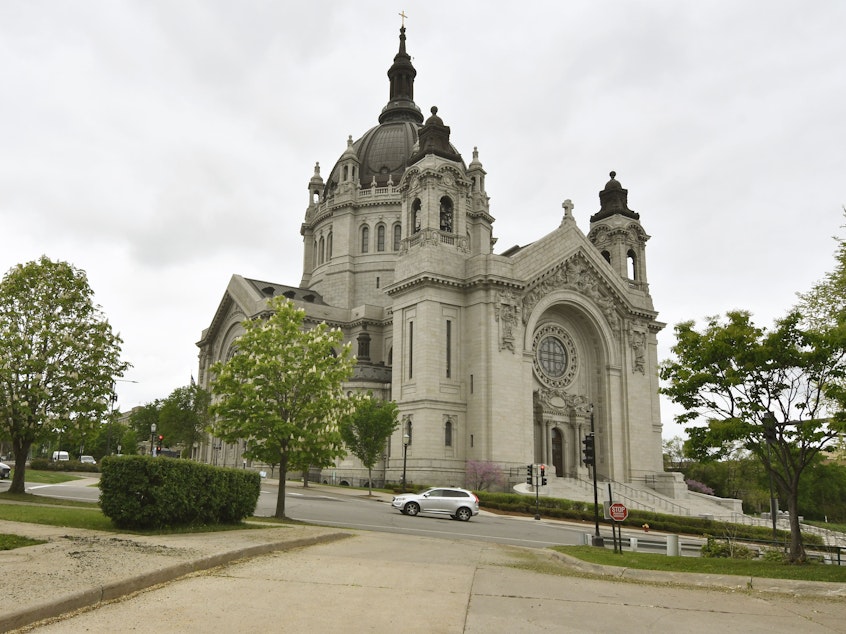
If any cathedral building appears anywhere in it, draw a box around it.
[197,26,676,497]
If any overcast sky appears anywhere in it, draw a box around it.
[2,1,844,440]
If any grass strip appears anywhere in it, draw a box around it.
[553,545,846,583]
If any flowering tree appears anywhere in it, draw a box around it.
[210,297,356,519]
[465,460,505,491]
[0,257,129,493]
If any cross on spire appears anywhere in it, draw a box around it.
[399,10,407,27]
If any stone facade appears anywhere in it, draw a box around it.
[196,26,667,490]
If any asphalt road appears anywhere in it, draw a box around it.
[2,476,698,554]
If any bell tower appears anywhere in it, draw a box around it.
[587,172,650,291]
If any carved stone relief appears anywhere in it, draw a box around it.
[494,289,520,352]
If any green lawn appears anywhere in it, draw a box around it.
[8,470,83,484]
[0,533,46,550]
[554,545,846,583]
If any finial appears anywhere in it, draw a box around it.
[472,146,479,160]
[610,171,616,179]
[347,135,353,147]
[431,106,438,115]
[314,162,320,175]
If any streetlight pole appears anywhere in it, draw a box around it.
[150,423,157,457]
[401,432,410,493]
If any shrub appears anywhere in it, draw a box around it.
[700,535,755,559]
[99,455,260,529]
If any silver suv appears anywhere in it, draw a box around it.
[391,487,479,521]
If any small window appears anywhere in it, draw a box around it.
[444,420,453,447]
[318,236,325,264]
[377,225,386,252]
[393,223,402,250]
[602,250,611,264]
[327,232,333,259]
[361,226,370,253]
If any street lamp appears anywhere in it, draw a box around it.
[401,432,410,492]
[150,423,157,457]
[763,412,779,540]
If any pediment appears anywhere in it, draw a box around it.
[520,250,628,333]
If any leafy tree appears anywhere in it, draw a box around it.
[210,297,355,519]
[340,394,399,495]
[660,310,846,562]
[128,401,161,453]
[465,460,506,491]
[0,257,129,493]
[158,383,211,456]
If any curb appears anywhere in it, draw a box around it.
[0,532,352,632]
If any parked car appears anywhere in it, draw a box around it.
[391,487,480,521]
[0,461,10,479]
[79,455,96,465]
[51,451,69,462]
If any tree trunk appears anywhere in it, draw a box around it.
[275,451,288,519]
[785,485,806,563]
[9,438,32,494]
[302,467,309,488]
[367,467,373,496]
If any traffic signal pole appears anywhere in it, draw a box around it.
[589,406,603,547]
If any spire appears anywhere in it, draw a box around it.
[379,26,424,124]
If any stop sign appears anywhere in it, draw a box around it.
[608,502,628,522]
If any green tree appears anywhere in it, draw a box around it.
[340,395,399,495]
[660,310,846,562]
[128,401,161,453]
[0,257,129,493]
[158,383,211,456]
[210,297,355,519]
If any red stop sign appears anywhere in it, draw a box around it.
[608,502,628,522]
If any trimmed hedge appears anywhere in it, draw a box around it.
[29,458,99,473]
[99,455,260,530]
[475,491,823,546]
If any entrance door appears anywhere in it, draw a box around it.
[551,428,563,477]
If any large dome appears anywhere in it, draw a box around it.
[326,121,419,192]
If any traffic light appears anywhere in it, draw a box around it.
[540,464,547,486]
[157,435,163,451]
[582,435,595,466]
[526,464,533,485]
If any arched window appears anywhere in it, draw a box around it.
[343,165,348,181]
[377,225,386,252]
[439,196,454,233]
[327,232,333,259]
[361,226,370,253]
[318,237,325,264]
[627,249,637,280]
[602,250,611,264]
[412,199,422,233]
[393,223,402,250]
[313,240,318,267]
[444,420,453,447]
